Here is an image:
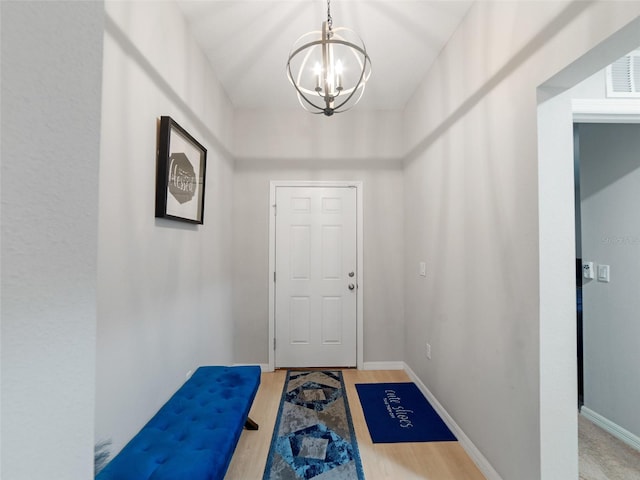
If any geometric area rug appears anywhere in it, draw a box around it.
[262,370,365,480]
[355,382,457,443]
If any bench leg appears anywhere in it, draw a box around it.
[245,416,259,430]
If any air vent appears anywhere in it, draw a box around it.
[606,51,640,97]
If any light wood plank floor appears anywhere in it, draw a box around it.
[225,369,486,479]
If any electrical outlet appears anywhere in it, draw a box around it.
[426,343,431,360]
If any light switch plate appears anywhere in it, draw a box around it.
[597,264,610,282]
[419,261,426,277]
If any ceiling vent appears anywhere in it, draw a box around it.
[606,51,640,98]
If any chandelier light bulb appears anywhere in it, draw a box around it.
[335,60,343,91]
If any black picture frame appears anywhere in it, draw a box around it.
[155,116,207,224]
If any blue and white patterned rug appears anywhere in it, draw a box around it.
[262,370,365,480]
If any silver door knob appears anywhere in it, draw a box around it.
[348,283,355,290]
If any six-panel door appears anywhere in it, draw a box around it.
[275,186,357,367]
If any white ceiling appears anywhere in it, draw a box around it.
[176,0,473,111]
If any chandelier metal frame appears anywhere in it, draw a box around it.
[286,0,371,116]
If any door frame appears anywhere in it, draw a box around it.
[268,180,364,371]
[537,16,640,477]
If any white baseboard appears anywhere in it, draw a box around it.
[402,363,503,480]
[240,363,404,373]
[362,361,405,371]
[233,363,271,372]
[581,407,640,452]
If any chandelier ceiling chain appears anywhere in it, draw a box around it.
[286,0,371,116]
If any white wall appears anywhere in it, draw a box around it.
[233,160,405,366]
[234,110,403,162]
[95,1,236,459]
[402,2,640,479]
[1,2,104,478]
[232,109,405,366]
[578,122,640,438]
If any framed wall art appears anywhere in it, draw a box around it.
[155,116,207,224]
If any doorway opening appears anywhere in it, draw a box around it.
[537,15,640,478]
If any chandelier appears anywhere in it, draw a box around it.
[286,0,371,116]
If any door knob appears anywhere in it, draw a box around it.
[348,271,355,277]
[348,283,355,290]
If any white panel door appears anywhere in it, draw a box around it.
[275,186,357,367]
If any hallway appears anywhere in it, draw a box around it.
[226,370,486,480]
[579,414,640,480]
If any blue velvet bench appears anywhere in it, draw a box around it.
[96,365,261,480]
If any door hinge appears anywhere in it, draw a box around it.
[273,271,276,282]
[274,337,276,350]
[273,203,277,216]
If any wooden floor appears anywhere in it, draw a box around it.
[225,369,486,480]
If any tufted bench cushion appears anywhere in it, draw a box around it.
[96,365,261,480]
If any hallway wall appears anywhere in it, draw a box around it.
[232,157,405,366]
[1,2,105,478]
[95,1,237,459]
[231,109,405,367]
[402,2,640,479]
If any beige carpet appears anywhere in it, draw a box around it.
[579,414,640,480]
